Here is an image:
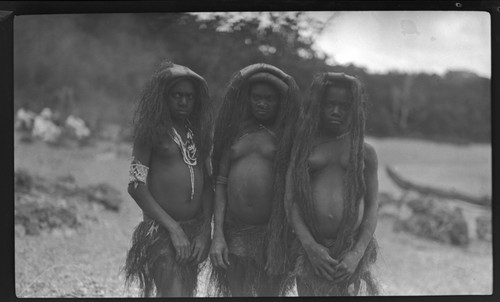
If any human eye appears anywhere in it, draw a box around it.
[325,102,335,109]
[268,96,278,103]
[341,103,351,110]
[171,92,181,99]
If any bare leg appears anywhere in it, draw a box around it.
[153,257,184,297]
[296,277,314,296]
[257,275,281,297]
[226,254,249,296]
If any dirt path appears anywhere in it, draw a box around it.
[14,136,492,297]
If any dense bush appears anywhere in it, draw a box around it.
[14,13,490,143]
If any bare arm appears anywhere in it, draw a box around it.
[209,150,231,269]
[190,159,215,263]
[128,140,181,233]
[285,165,338,280]
[200,160,215,230]
[334,143,379,280]
[127,139,191,263]
[212,151,230,239]
[285,166,315,247]
[353,143,379,255]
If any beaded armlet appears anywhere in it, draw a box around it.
[128,156,149,189]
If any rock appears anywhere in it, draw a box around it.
[15,196,80,236]
[476,215,492,241]
[398,198,470,247]
[15,224,26,237]
[15,108,36,131]
[15,169,34,193]
[32,109,62,143]
[57,174,76,184]
[65,115,91,140]
[63,228,76,237]
[98,124,122,142]
[52,229,64,238]
[86,183,122,211]
[378,191,399,208]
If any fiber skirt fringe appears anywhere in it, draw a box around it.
[287,236,380,296]
[123,216,204,297]
[208,213,287,297]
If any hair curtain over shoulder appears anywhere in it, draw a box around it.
[132,60,213,166]
[212,63,303,284]
[290,72,368,260]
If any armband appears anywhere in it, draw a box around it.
[215,176,228,185]
[129,156,149,189]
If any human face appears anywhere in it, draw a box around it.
[167,79,196,123]
[320,85,352,135]
[248,82,280,125]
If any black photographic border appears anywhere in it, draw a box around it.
[1,1,498,302]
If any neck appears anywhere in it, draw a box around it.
[172,119,187,129]
[254,118,275,129]
[320,127,350,140]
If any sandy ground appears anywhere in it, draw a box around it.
[14,135,492,297]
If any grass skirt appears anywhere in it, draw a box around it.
[123,216,204,297]
[208,212,287,296]
[287,235,379,296]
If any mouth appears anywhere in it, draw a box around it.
[328,119,342,125]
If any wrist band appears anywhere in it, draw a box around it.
[216,176,228,185]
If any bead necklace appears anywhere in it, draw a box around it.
[170,125,198,200]
[258,123,276,138]
[335,131,350,140]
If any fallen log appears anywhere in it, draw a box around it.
[386,166,491,208]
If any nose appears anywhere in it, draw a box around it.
[332,106,341,115]
[178,95,188,107]
[256,100,267,109]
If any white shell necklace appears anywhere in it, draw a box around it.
[170,125,198,200]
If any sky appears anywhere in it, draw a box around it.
[312,11,491,78]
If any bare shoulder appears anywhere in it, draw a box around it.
[363,142,378,168]
[132,138,154,163]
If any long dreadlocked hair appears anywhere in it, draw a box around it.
[211,63,303,277]
[132,60,213,166]
[289,72,368,260]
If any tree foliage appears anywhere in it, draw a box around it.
[14,13,490,143]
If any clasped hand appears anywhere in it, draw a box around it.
[304,242,362,282]
[170,225,211,264]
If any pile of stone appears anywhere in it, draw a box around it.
[14,169,122,237]
[476,215,492,241]
[15,194,81,236]
[15,107,91,146]
[394,197,470,247]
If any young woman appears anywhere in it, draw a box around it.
[124,61,214,297]
[285,72,380,296]
[209,63,302,296]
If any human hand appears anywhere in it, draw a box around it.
[189,229,211,264]
[332,250,362,282]
[169,225,191,264]
[303,242,339,281]
[209,236,230,269]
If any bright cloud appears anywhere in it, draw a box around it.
[314,11,491,77]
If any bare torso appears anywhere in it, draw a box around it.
[147,136,204,221]
[226,128,276,225]
[308,138,364,239]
